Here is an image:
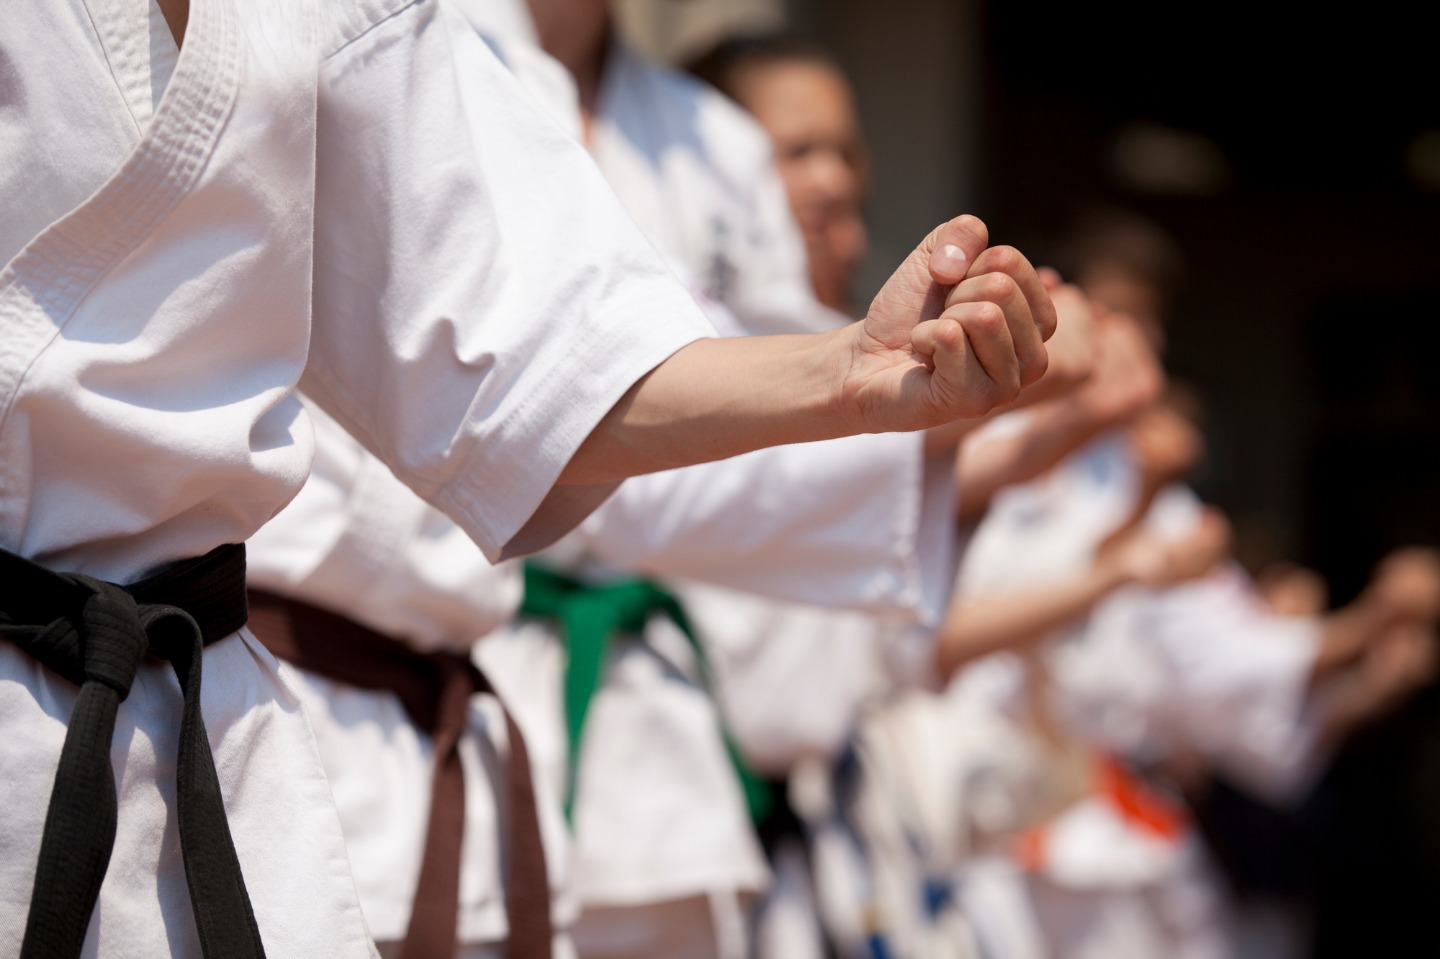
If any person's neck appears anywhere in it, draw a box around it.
[527,0,612,116]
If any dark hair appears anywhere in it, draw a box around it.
[1057,204,1185,300]
[686,33,841,103]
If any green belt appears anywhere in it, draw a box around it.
[520,562,775,824]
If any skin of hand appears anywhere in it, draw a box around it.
[841,215,1056,432]
[1074,312,1166,429]
[946,291,1149,517]
[1314,622,1437,747]
[921,273,1093,455]
[991,281,1098,410]
[1107,507,1232,588]
[559,216,1056,485]
[1365,624,1438,699]
[1310,549,1440,688]
[1367,547,1440,624]
[1127,400,1205,494]
[1258,563,1330,617]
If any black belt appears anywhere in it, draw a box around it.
[0,542,265,959]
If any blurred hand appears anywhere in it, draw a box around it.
[1104,507,1231,588]
[1128,402,1205,491]
[1009,282,1098,405]
[1258,563,1330,617]
[1074,312,1165,427]
[1368,547,1440,624]
[841,215,1057,432]
[1361,623,1437,704]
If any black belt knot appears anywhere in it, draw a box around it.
[73,579,147,695]
[0,542,265,959]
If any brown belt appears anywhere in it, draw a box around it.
[246,589,552,959]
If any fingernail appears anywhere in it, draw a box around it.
[934,244,967,277]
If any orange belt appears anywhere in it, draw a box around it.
[1016,753,1189,872]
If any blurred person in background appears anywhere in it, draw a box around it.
[689,36,872,315]
[920,212,1440,959]
[449,5,1057,959]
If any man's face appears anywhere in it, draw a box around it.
[1079,264,1166,352]
[732,60,870,309]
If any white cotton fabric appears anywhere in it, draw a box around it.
[241,13,960,947]
[245,401,578,943]
[582,431,956,620]
[560,42,957,912]
[435,16,961,918]
[955,433,1325,801]
[247,403,526,657]
[674,581,943,779]
[590,42,846,337]
[0,0,715,954]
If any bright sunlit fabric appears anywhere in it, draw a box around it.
[0,0,714,954]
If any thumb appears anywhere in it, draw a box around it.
[926,215,990,286]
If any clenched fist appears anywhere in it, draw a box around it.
[837,215,1057,432]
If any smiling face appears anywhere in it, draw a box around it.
[728,58,871,312]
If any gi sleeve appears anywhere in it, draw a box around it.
[305,0,712,561]
[580,431,958,625]
[1147,570,1326,804]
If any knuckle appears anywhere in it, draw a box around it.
[1021,348,1051,386]
[998,371,1023,403]
[966,301,1006,336]
[979,273,1019,306]
[939,321,967,351]
[985,244,1023,274]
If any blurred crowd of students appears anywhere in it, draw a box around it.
[430,7,1437,957]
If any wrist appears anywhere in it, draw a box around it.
[1096,551,1141,590]
[811,323,867,438]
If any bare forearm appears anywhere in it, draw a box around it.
[1309,599,1396,687]
[559,214,1060,488]
[557,330,852,486]
[935,562,1132,678]
[956,401,1108,521]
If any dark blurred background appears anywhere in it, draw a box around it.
[619,1,1439,952]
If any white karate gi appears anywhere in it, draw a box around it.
[572,40,963,957]
[0,0,717,955]
[552,422,956,959]
[426,21,961,957]
[589,41,841,337]
[958,434,1325,801]
[245,402,582,951]
[238,15,957,956]
[943,432,1326,958]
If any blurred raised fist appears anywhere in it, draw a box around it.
[1104,507,1231,588]
[1258,563,1330,617]
[1128,401,1204,491]
[1368,547,1440,624]
[1011,282,1099,405]
[1361,623,1437,706]
[1074,311,1164,427]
